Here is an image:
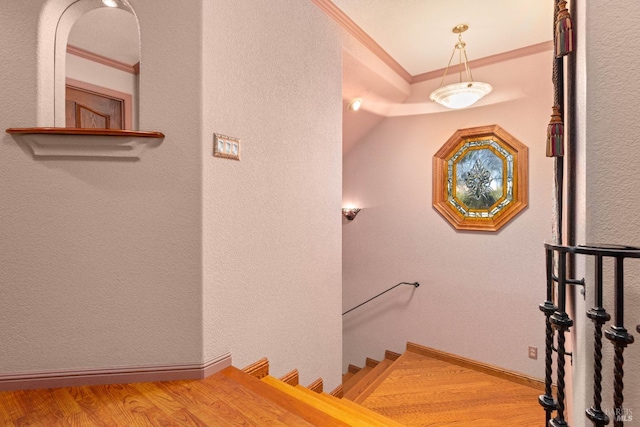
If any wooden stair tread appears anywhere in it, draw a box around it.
[262,376,385,427]
[342,371,354,384]
[344,356,397,402]
[220,367,350,426]
[342,365,372,395]
[305,388,406,427]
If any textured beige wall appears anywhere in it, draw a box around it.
[343,51,554,377]
[571,1,640,424]
[0,0,204,373]
[1,0,344,388]
[201,0,343,389]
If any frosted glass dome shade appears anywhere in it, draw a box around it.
[430,81,493,109]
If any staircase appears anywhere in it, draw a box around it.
[0,342,544,425]
[235,355,404,426]
[228,341,544,426]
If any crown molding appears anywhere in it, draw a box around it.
[67,44,139,75]
[312,1,553,86]
[412,41,554,84]
[310,0,412,83]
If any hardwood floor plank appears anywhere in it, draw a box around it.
[132,381,203,425]
[89,383,177,426]
[155,379,255,426]
[68,386,123,427]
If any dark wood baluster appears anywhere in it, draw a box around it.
[604,257,634,427]
[540,247,558,425]
[550,250,573,427]
[586,255,611,426]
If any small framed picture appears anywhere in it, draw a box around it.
[213,133,241,161]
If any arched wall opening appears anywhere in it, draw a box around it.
[37,0,139,127]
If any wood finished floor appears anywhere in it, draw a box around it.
[0,353,544,426]
[359,350,542,426]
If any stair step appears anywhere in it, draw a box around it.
[242,357,269,379]
[344,356,397,402]
[307,378,323,393]
[342,371,354,384]
[330,383,344,398]
[385,349,402,361]
[261,375,384,427]
[310,389,406,427]
[351,353,409,404]
[342,365,372,395]
[220,367,350,426]
[157,366,314,425]
[348,364,361,374]
[279,369,299,386]
[365,358,380,368]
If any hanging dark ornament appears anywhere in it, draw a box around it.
[547,105,564,157]
[555,0,574,57]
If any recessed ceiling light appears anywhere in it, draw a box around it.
[348,98,363,112]
[102,0,118,7]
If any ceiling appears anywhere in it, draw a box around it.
[335,0,554,153]
[66,1,554,153]
[331,0,553,77]
[67,7,139,65]
[68,1,553,76]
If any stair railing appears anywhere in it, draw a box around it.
[342,282,419,316]
[541,242,638,427]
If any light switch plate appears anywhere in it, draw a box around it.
[213,133,240,161]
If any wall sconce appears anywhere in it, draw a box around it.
[347,98,363,112]
[342,208,361,221]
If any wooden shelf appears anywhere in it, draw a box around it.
[6,127,164,138]
[5,127,164,159]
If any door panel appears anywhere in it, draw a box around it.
[66,85,124,129]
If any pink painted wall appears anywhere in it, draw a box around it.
[0,0,204,375]
[570,0,640,423]
[343,50,554,378]
[201,0,343,390]
[0,0,343,390]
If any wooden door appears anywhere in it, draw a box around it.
[65,85,124,129]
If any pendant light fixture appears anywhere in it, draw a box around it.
[430,24,492,109]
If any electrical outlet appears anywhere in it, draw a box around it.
[528,346,538,360]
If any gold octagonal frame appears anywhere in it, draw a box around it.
[433,125,528,231]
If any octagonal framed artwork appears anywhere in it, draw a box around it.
[432,124,528,231]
